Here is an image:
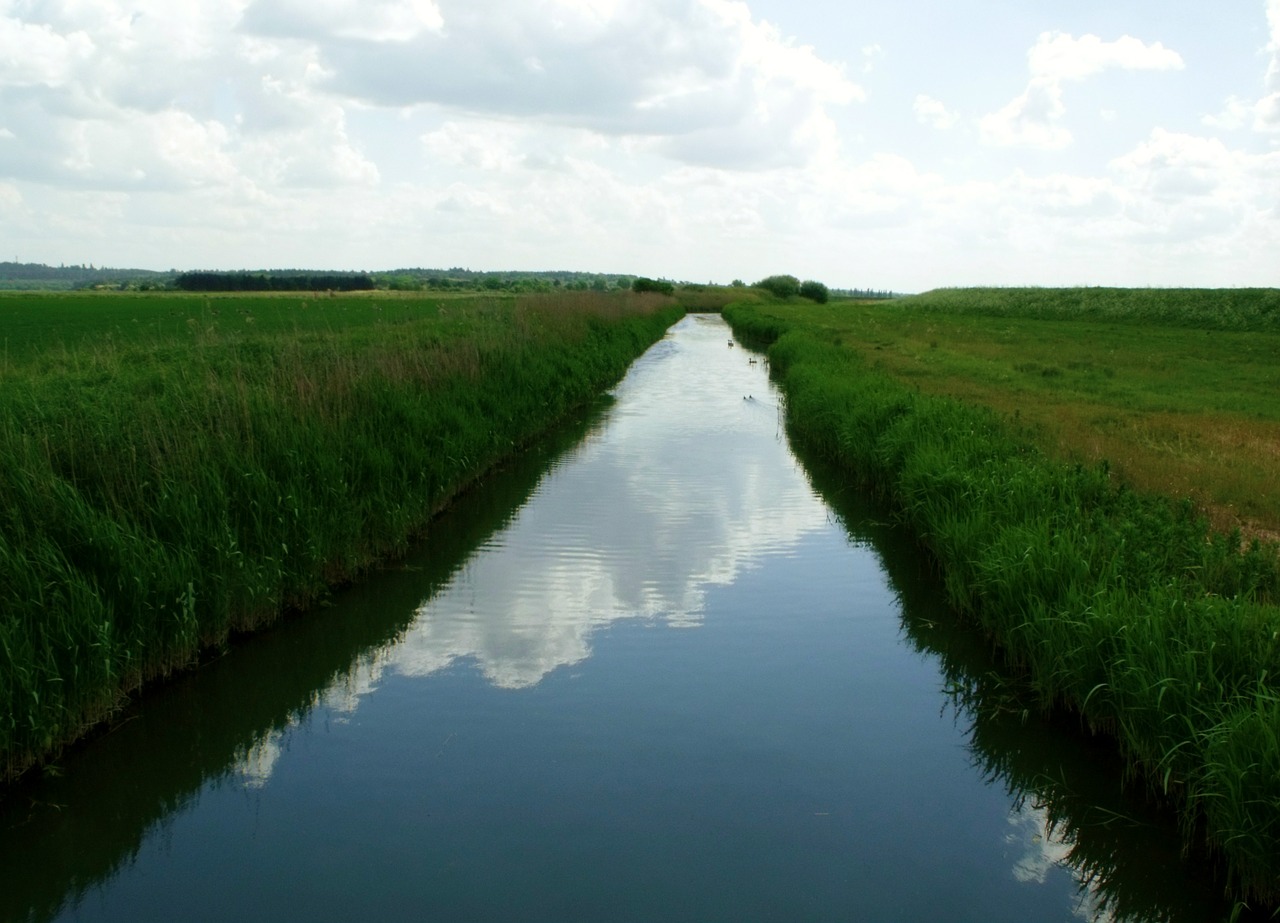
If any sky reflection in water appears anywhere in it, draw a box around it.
[34,314,1229,923]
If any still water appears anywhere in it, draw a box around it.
[0,315,1238,922]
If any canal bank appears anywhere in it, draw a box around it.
[0,314,1243,922]
[1,293,682,783]
[723,300,1280,913]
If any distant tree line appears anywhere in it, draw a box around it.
[174,272,376,292]
[0,261,172,291]
[374,267,637,293]
[2,261,900,299]
[831,288,899,300]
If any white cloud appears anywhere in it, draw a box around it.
[239,0,443,43]
[861,43,884,74]
[239,0,862,169]
[0,2,378,195]
[1110,128,1280,206]
[1026,32,1183,82]
[0,17,94,89]
[1204,3,1280,133]
[980,78,1072,149]
[0,181,21,211]
[1202,96,1251,130]
[240,108,380,188]
[1250,0,1280,130]
[914,94,959,130]
[1268,0,1280,86]
[982,32,1184,149]
[0,0,1276,289]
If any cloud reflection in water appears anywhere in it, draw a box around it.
[391,314,829,688]
[234,314,831,786]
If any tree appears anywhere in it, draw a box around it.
[632,277,675,296]
[799,280,830,304]
[755,274,800,298]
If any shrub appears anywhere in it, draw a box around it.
[799,280,830,304]
[755,274,800,299]
[632,277,675,296]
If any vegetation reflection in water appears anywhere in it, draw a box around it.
[0,371,614,923]
[0,315,1244,922]
[794,445,1246,923]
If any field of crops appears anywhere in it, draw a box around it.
[725,288,1280,910]
[0,289,681,781]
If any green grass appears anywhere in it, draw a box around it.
[747,291,1280,539]
[0,289,499,366]
[906,286,1280,331]
[725,291,1280,910]
[0,289,682,781]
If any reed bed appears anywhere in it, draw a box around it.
[725,299,1280,909]
[0,290,681,781]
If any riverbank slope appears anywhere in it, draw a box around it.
[724,292,1280,910]
[1,290,682,782]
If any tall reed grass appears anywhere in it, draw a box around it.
[725,301,1280,909]
[0,291,681,781]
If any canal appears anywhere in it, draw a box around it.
[0,314,1237,921]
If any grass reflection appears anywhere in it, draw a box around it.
[790,437,1252,923]
[0,401,610,923]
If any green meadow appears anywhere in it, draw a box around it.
[0,289,682,781]
[724,288,1280,908]
[836,288,1280,539]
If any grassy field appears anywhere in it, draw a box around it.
[724,289,1280,911]
[0,289,515,363]
[0,289,682,781]
[760,288,1280,540]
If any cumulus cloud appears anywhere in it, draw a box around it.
[1209,0,1280,132]
[0,181,21,213]
[981,32,1184,149]
[1,0,1275,289]
[0,17,94,89]
[914,94,959,130]
[1026,32,1183,81]
[239,0,862,169]
[1205,18,1280,130]
[1110,128,1280,207]
[981,80,1072,150]
[241,0,443,43]
[861,43,884,74]
[1267,0,1280,90]
[0,1,379,195]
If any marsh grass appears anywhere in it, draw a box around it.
[0,289,680,781]
[725,295,1280,909]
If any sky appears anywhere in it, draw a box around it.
[1,0,1278,291]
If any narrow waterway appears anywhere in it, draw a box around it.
[0,314,1237,922]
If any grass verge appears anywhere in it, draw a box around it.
[1,290,681,781]
[753,289,1280,540]
[725,294,1280,910]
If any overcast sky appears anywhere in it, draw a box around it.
[2,1,1278,290]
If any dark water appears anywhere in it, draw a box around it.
[0,315,1240,922]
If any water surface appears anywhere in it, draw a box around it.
[0,314,1237,922]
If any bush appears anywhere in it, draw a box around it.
[755,274,800,299]
[632,277,675,296]
[799,280,830,304]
